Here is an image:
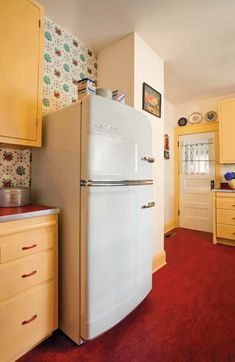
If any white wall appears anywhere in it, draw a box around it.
[164,100,175,225]
[97,33,134,107]
[134,34,164,255]
[98,32,165,256]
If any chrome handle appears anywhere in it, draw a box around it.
[21,270,37,278]
[22,314,37,325]
[141,201,155,209]
[141,156,155,163]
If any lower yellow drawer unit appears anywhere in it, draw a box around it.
[217,224,235,240]
[0,282,55,362]
[0,250,54,302]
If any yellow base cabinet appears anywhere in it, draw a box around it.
[213,192,235,246]
[0,214,58,362]
[0,0,44,147]
[219,98,235,163]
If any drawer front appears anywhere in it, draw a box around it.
[0,227,55,263]
[217,196,235,210]
[217,209,235,226]
[0,250,54,302]
[0,282,55,362]
[217,224,235,240]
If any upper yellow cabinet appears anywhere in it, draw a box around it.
[0,0,44,147]
[219,99,235,163]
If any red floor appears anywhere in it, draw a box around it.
[19,228,235,362]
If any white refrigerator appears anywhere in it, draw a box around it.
[32,95,155,344]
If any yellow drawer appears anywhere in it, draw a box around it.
[0,226,55,263]
[217,209,235,226]
[0,282,55,362]
[0,250,54,302]
[217,224,235,240]
[217,196,235,210]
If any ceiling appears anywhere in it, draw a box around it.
[40,0,235,104]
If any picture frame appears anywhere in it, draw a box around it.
[142,82,161,118]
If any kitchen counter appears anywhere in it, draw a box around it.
[212,189,235,193]
[0,204,60,222]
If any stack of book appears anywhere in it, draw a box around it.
[77,78,96,99]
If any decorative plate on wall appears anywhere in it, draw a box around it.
[205,111,217,122]
[189,112,203,124]
[178,117,187,126]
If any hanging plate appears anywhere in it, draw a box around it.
[189,112,203,124]
[205,111,217,122]
[178,117,187,126]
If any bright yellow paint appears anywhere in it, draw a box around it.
[219,98,235,163]
[0,0,44,147]
[0,214,58,361]
[174,122,220,227]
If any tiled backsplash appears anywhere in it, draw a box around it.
[0,18,97,188]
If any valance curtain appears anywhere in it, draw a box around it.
[181,140,210,175]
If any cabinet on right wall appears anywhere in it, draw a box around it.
[219,98,235,163]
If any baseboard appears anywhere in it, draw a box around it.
[152,250,167,274]
[164,220,176,234]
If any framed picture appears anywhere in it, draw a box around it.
[142,82,161,118]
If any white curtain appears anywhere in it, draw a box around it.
[181,140,210,174]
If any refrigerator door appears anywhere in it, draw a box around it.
[80,184,153,340]
[81,95,153,182]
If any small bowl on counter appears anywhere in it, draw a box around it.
[0,187,31,207]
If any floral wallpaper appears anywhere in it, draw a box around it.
[0,148,31,188]
[0,18,97,188]
[43,18,97,114]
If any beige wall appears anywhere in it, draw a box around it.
[97,33,134,107]
[98,32,165,256]
[134,34,164,254]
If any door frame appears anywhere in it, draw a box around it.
[174,122,220,227]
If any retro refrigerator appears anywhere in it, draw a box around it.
[32,95,155,344]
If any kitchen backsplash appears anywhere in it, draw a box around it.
[1,18,97,188]
[0,148,31,188]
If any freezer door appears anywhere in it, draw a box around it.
[81,95,153,181]
[80,185,153,340]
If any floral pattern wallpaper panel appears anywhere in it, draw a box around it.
[43,18,97,114]
[0,18,97,188]
[0,148,31,188]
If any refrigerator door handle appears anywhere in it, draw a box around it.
[141,156,155,163]
[141,201,155,209]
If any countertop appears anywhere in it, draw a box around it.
[0,204,60,223]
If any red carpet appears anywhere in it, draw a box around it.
[19,228,235,362]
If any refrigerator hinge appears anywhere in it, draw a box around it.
[80,179,87,186]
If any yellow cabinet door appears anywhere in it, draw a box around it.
[219,99,235,163]
[0,0,44,147]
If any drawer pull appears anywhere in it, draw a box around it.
[22,243,37,251]
[21,270,37,278]
[22,314,37,325]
